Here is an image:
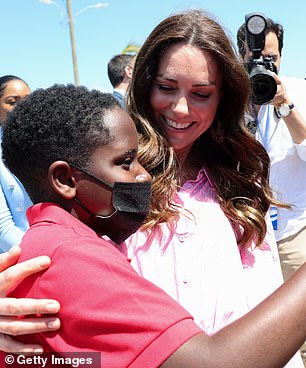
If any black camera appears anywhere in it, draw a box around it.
[244,13,277,105]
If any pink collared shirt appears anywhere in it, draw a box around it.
[126,168,284,335]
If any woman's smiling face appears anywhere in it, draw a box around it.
[150,43,223,159]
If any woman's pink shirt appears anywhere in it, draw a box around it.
[125,168,284,335]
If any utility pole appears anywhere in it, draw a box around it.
[40,0,108,86]
[66,0,79,86]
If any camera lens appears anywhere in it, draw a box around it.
[249,67,277,104]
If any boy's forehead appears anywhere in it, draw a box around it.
[104,108,137,136]
[93,108,138,157]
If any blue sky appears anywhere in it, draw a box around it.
[2,0,306,92]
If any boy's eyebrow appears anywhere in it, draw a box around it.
[123,149,137,156]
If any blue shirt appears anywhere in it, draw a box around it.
[113,90,125,109]
[0,129,32,252]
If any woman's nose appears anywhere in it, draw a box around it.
[172,96,189,116]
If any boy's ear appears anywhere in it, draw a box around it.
[48,161,77,200]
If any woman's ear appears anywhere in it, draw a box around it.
[48,161,77,200]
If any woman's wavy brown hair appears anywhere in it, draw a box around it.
[126,9,280,247]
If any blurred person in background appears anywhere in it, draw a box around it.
[0,75,32,252]
[107,54,135,108]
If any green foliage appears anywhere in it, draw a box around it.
[121,43,141,55]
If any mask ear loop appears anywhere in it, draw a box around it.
[68,162,114,190]
[73,197,94,216]
[69,162,117,218]
[73,196,117,219]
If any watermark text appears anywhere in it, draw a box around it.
[4,352,101,368]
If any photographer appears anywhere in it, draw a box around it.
[237,14,306,365]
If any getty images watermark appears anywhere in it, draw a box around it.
[4,352,101,368]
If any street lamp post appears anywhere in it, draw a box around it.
[39,0,108,86]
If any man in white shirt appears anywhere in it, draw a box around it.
[237,14,306,365]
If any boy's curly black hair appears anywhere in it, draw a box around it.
[2,84,120,203]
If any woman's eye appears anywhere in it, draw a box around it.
[7,100,17,106]
[160,85,174,91]
[155,82,175,92]
[193,92,210,99]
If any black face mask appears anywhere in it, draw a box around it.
[69,163,151,244]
